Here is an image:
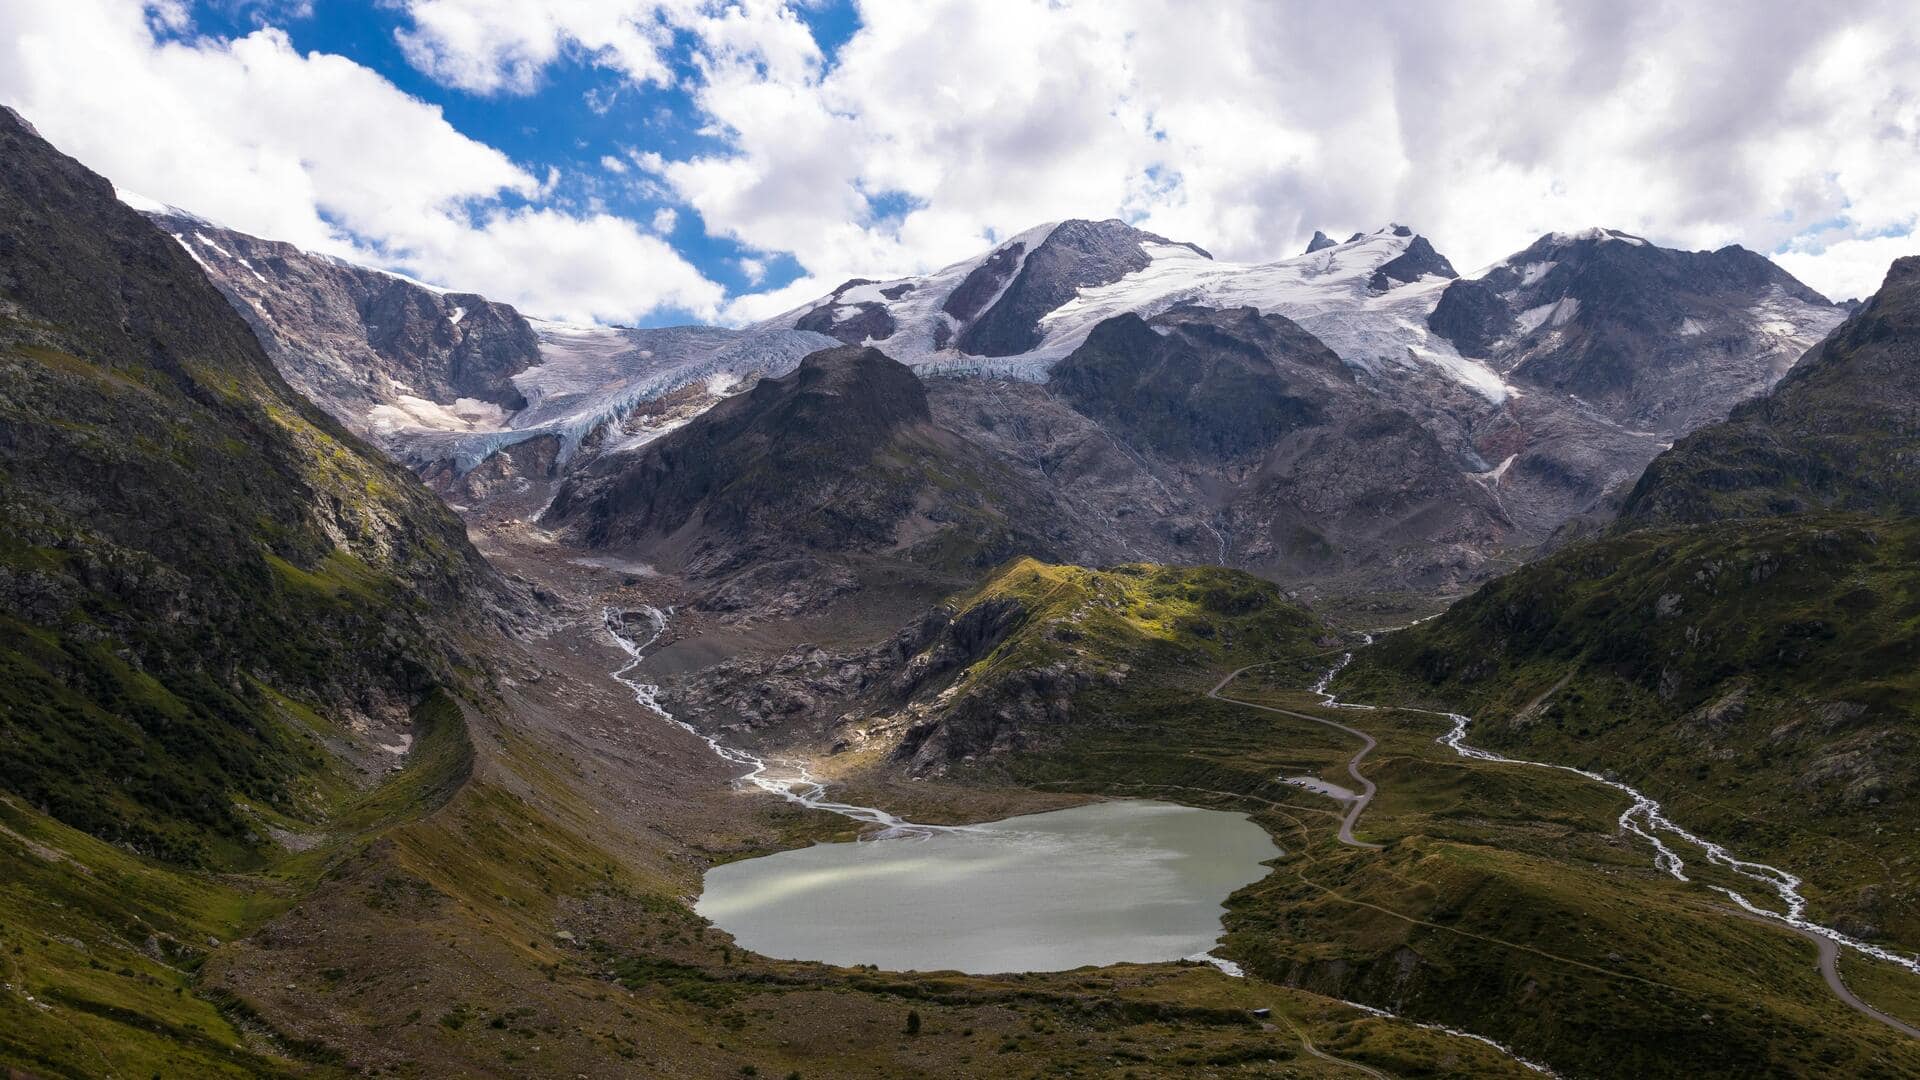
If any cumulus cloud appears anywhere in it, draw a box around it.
[8,0,1916,323]
[391,0,673,95]
[0,0,721,322]
[646,0,1920,310]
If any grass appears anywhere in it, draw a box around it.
[968,647,1920,1078]
[1342,513,1920,950]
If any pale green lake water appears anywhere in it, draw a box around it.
[696,799,1280,973]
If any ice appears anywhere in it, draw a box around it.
[385,320,837,471]
[168,233,214,274]
[193,232,233,259]
[763,223,1512,404]
[448,306,466,325]
[1515,297,1580,334]
[117,186,212,225]
[1550,226,1646,246]
[367,394,509,435]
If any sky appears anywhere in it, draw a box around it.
[2,0,1916,327]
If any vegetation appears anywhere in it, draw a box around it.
[1342,513,1920,949]
[0,108,496,868]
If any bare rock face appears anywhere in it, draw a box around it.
[956,218,1210,356]
[1621,256,1920,524]
[1429,228,1845,434]
[1049,305,1343,461]
[538,345,1078,589]
[1043,305,1513,592]
[139,211,542,435]
[794,278,899,345]
[1368,234,1458,292]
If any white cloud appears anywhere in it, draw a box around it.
[391,0,673,95]
[736,256,766,285]
[600,153,628,173]
[651,0,1920,309]
[0,0,720,322]
[10,0,1917,327]
[1775,231,1920,303]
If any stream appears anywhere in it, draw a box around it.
[1312,636,1920,979]
[605,606,957,840]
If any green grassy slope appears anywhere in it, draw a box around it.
[0,106,498,867]
[1341,514,1920,949]
[889,558,1330,772]
[0,106,506,1077]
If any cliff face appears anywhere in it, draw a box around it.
[0,107,504,864]
[540,345,1070,585]
[1430,229,1844,434]
[1620,257,1920,524]
[141,210,542,432]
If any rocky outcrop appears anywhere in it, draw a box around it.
[140,212,542,431]
[957,219,1210,356]
[539,345,1074,587]
[1049,306,1341,460]
[1369,233,1457,292]
[794,278,899,345]
[1429,228,1844,433]
[1620,256,1920,524]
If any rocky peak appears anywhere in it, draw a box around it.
[1620,255,1920,523]
[1304,229,1337,254]
[1368,234,1459,292]
[956,217,1210,356]
[1427,226,1844,432]
[1047,305,1346,460]
[137,210,542,429]
[538,345,937,552]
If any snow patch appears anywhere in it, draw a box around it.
[367,395,509,435]
[1516,297,1580,334]
[448,306,466,325]
[193,232,233,259]
[169,234,214,274]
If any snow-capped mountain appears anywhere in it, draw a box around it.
[765,220,1501,398]
[137,208,834,507]
[1429,227,1845,432]
[151,199,1849,598]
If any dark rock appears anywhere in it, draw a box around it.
[957,219,1210,356]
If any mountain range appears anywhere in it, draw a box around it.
[5,100,1918,1080]
[158,208,1845,617]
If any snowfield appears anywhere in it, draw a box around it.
[767,225,1516,402]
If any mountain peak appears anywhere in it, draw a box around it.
[1304,229,1336,254]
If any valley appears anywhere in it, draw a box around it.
[4,95,1919,1080]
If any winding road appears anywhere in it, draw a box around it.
[1208,665,1382,850]
[1208,639,1920,1045]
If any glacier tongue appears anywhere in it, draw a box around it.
[389,321,837,472]
[766,223,1511,402]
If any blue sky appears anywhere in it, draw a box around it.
[2,0,1915,324]
[167,0,862,315]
